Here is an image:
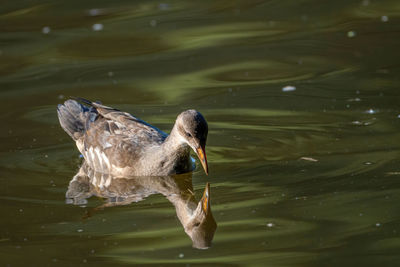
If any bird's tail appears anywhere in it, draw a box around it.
[57,99,96,140]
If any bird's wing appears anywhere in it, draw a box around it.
[74,99,168,173]
[89,101,168,140]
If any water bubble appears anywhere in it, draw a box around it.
[376,223,381,227]
[42,26,51,34]
[77,229,84,232]
[179,253,184,258]
[347,31,356,38]
[92,23,104,31]
[282,85,296,92]
[381,15,388,22]
[397,114,400,119]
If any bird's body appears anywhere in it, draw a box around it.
[57,99,208,177]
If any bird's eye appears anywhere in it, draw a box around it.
[186,132,192,138]
[194,222,200,227]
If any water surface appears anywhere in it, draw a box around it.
[1,0,400,266]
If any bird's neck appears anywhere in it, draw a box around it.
[141,125,192,176]
[158,126,192,170]
[163,125,187,154]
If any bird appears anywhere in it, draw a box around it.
[57,98,209,176]
[66,161,217,249]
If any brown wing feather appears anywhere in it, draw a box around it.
[91,102,167,140]
[76,102,168,173]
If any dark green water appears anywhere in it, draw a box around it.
[1,0,400,266]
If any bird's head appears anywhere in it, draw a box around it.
[175,110,209,175]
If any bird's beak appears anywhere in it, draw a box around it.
[200,182,210,214]
[196,145,208,175]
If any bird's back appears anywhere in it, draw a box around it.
[58,99,167,174]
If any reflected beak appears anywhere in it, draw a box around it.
[196,145,208,175]
[200,182,210,214]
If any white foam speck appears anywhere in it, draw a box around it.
[347,97,361,102]
[42,26,51,34]
[88,9,101,16]
[92,23,104,31]
[300,157,318,162]
[150,20,157,27]
[158,3,170,10]
[381,15,388,22]
[347,31,356,38]
[282,85,296,92]
[266,222,275,228]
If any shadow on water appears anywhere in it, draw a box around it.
[66,161,217,249]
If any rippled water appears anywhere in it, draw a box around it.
[1,0,400,266]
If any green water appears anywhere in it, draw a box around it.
[1,0,400,266]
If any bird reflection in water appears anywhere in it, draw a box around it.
[66,161,217,249]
